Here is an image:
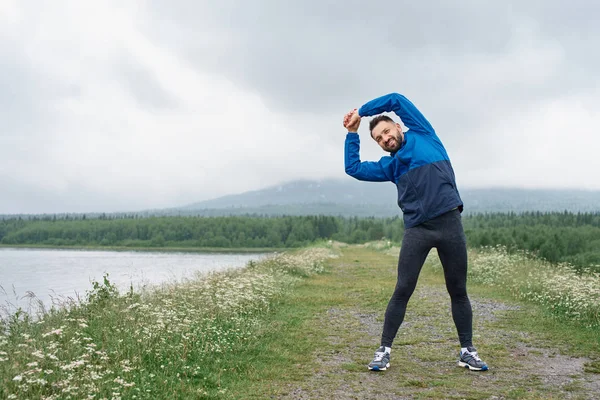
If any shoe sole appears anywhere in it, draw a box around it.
[368,363,390,371]
[458,361,488,371]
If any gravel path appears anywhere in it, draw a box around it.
[279,283,599,400]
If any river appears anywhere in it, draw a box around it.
[0,247,267,318]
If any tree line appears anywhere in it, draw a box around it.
[0,215,404,249]
[1,211,599,270]
[463,211,600,271]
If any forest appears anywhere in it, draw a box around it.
[1,211,599,270]
[463,211,600,270]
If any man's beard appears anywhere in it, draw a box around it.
[384,133,402,152]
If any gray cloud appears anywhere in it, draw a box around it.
[144,1,598,110]
[1,1,599,213]
[0,51,62,138]
[116,53,180,111]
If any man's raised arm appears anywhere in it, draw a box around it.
[343,109,393,182]
[345,133,393,182]
[358,93,435,135]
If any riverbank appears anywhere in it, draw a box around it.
[0,246,337,399]
[0,243,283,254]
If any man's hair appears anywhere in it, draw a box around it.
[369,115,394,136]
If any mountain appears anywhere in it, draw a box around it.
[4,180,598,220]
[175,179,600,217]
[182,179,397,209]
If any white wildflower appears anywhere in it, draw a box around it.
[60,359,86,370]
[42,328,63,338]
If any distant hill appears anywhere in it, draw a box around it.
[172,179,600,217]
[182,179,397,209]
[3,179,599,220]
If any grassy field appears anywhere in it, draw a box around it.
[2,243,599,399]
[0,247,334,399]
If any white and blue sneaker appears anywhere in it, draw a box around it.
[458,346,488,371]
[368,346,391,371]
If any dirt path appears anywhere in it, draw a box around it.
[276,249,600,400]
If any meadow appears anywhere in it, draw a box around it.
[1,241,599,398]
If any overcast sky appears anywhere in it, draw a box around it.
[1,1,599,214]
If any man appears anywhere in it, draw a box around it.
[343,92,488,372]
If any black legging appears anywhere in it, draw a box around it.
[381,209,473,348]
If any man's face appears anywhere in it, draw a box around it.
[371,121,403,152]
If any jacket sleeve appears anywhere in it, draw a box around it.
[344,133,393,182]
[358,92,435,134]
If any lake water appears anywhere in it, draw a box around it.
[0,248,267,318]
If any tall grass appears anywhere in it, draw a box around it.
[467,246,600,327]
[0,247,337,399]
[430,245,600,329]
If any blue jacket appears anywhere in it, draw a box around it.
[344,93,463,228]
